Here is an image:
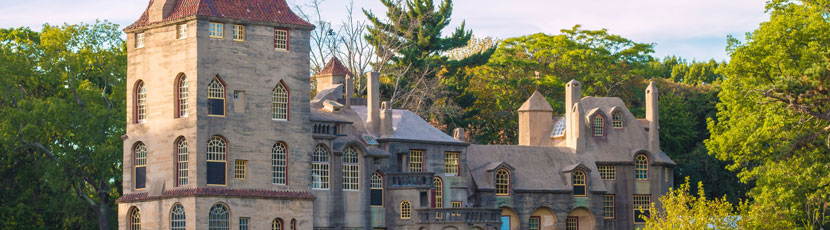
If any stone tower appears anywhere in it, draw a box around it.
[518,90,553,146]
[118,0,316,229]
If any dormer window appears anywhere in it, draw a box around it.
[495,169,510,196]
[612,111,623,129]
[573,169,586,196]
[592,114,605,136]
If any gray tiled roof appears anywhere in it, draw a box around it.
[351,106,463,144]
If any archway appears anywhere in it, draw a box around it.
[530,206,557,230]
[566,207,596,230]
[500,207,519,230]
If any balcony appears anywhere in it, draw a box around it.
[387,172,435,189]
[415,208,502,224]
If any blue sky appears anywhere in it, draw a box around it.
[0,0,769,61]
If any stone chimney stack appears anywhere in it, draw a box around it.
[564,80,581,146]
[453,128,466,142]
[380,101,394,138]
[149,0,177,23]
[366,72,381,135]
[344,75,353,108]
[567,102,586,152]
[645,81,660,154]
[518,91,554,146]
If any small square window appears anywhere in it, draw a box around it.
[239,217,249,230]
[234,160,247,180]
[177,24,187,39]
[451,201,462,208]
[599,165,616,180]
[274,28,289,51]
[209,22,224,38]
[233,25,245,41]
[136,33,145,48]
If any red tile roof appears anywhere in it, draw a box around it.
[318,57,353,76]
[126,0,313,30]
[116,187,316,203]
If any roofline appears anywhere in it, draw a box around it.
[125,15,315,33]
[377,138,469,146]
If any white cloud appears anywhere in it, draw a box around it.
[1,0,768,60]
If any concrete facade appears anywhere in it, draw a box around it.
[118,1,674,230]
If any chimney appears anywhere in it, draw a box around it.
[646,82,660,154]
[453,128,466,142]
[564,80,581,146]
[567,102,586,152]
[344,75,352,108]
[518,91,554,146]
[149,0,177,23]
[380,101,393,138]
[366,72,381,135]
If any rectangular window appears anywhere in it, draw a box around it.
[234,160,246,180]
[567,217,578,230]
[312,162,329,190]
[529,216,540,230]
[232,24,245,41]
[444,152,459,176]
[665,167,670,183]
[633,195,651,223]
[274,28,289,51]
[603,195,615,219]
[599,165,616,180]
[136,33,145,48]
[209,22,224,38]
[239,217,249,230]
[409,150,423,172]
[177,24,187,39]
[451,201,462,208]
[343,164,359,191]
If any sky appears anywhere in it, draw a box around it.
[0,0,769,61]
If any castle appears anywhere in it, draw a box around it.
[117,1,675,229]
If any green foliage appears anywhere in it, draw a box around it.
[706,0,830,228]
[0,21,125,230]
[643,178,740,230]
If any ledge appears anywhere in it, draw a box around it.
[116,187,316,203]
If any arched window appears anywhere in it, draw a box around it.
[592,114,605,136]
[272,82,289,121]
[573,170,586,196]
[134,142,147,190]
[635,155,649,180]
[176,137,188,186]
[271,218,283,230]
[208,203,229,230]
[129,207,141,230]
[400,200,411,219]
[135,81,147,123]
[433,177,444,208]
[176,74,189,118]
[207,77,225,116]
[342,146,359,191]
[312,144,330,190]
[495,169,510,196]
[207,136,227,185]
[170,203,186,230]
[612,111,623,129]
[272,142,287,185]
[290,219,296,230]
[371,172,383,206]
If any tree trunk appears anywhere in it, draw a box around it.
[98,201,112,230]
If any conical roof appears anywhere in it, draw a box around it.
[518,91,553,112]
[318,57,353,76]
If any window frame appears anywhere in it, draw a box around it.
[272,218,283,230]
[566,216,578,230]
[409,149,424,172]
[232,24,245,41]
[170,203,186,230]
[176,137,189,186]
[133,142,147,190]
[274,28,289,51]
[136,33,145,48]
[239,217,249,230]
[342,146,360,191]
[444,151,459,176]
[177,24,187,39]
[208,203,230,230]
[572,169,587,197]
[209,22,224,39]
[176,74,189,118]
[598,165,616,180]
[234,159,247,180]
[312,144,330,190]
[207,76,226,117]
[635,154,649,180]
[370,172,384,207]
[612,111,623,129]
[433,177,444,208]
[603,194,616,219]
[272,81,289,121]
[495,168,510,196]
[206,136,228,186]
[134,80,147,123]
[529,216,541,230]
[591,113,605,136]
[129,206,141,230]
[400,200,411,219]
[272,142,288,185]
[633,194,651,223]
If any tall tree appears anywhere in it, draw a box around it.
[0,22,125,230]
[364,0,491,115]
[706,0,830,228]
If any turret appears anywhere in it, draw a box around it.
[315,57,352,97]
[518,91,553,146]
[646,81,660,154]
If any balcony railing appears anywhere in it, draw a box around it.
[415,208,502,224]
[386,172,435,189]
